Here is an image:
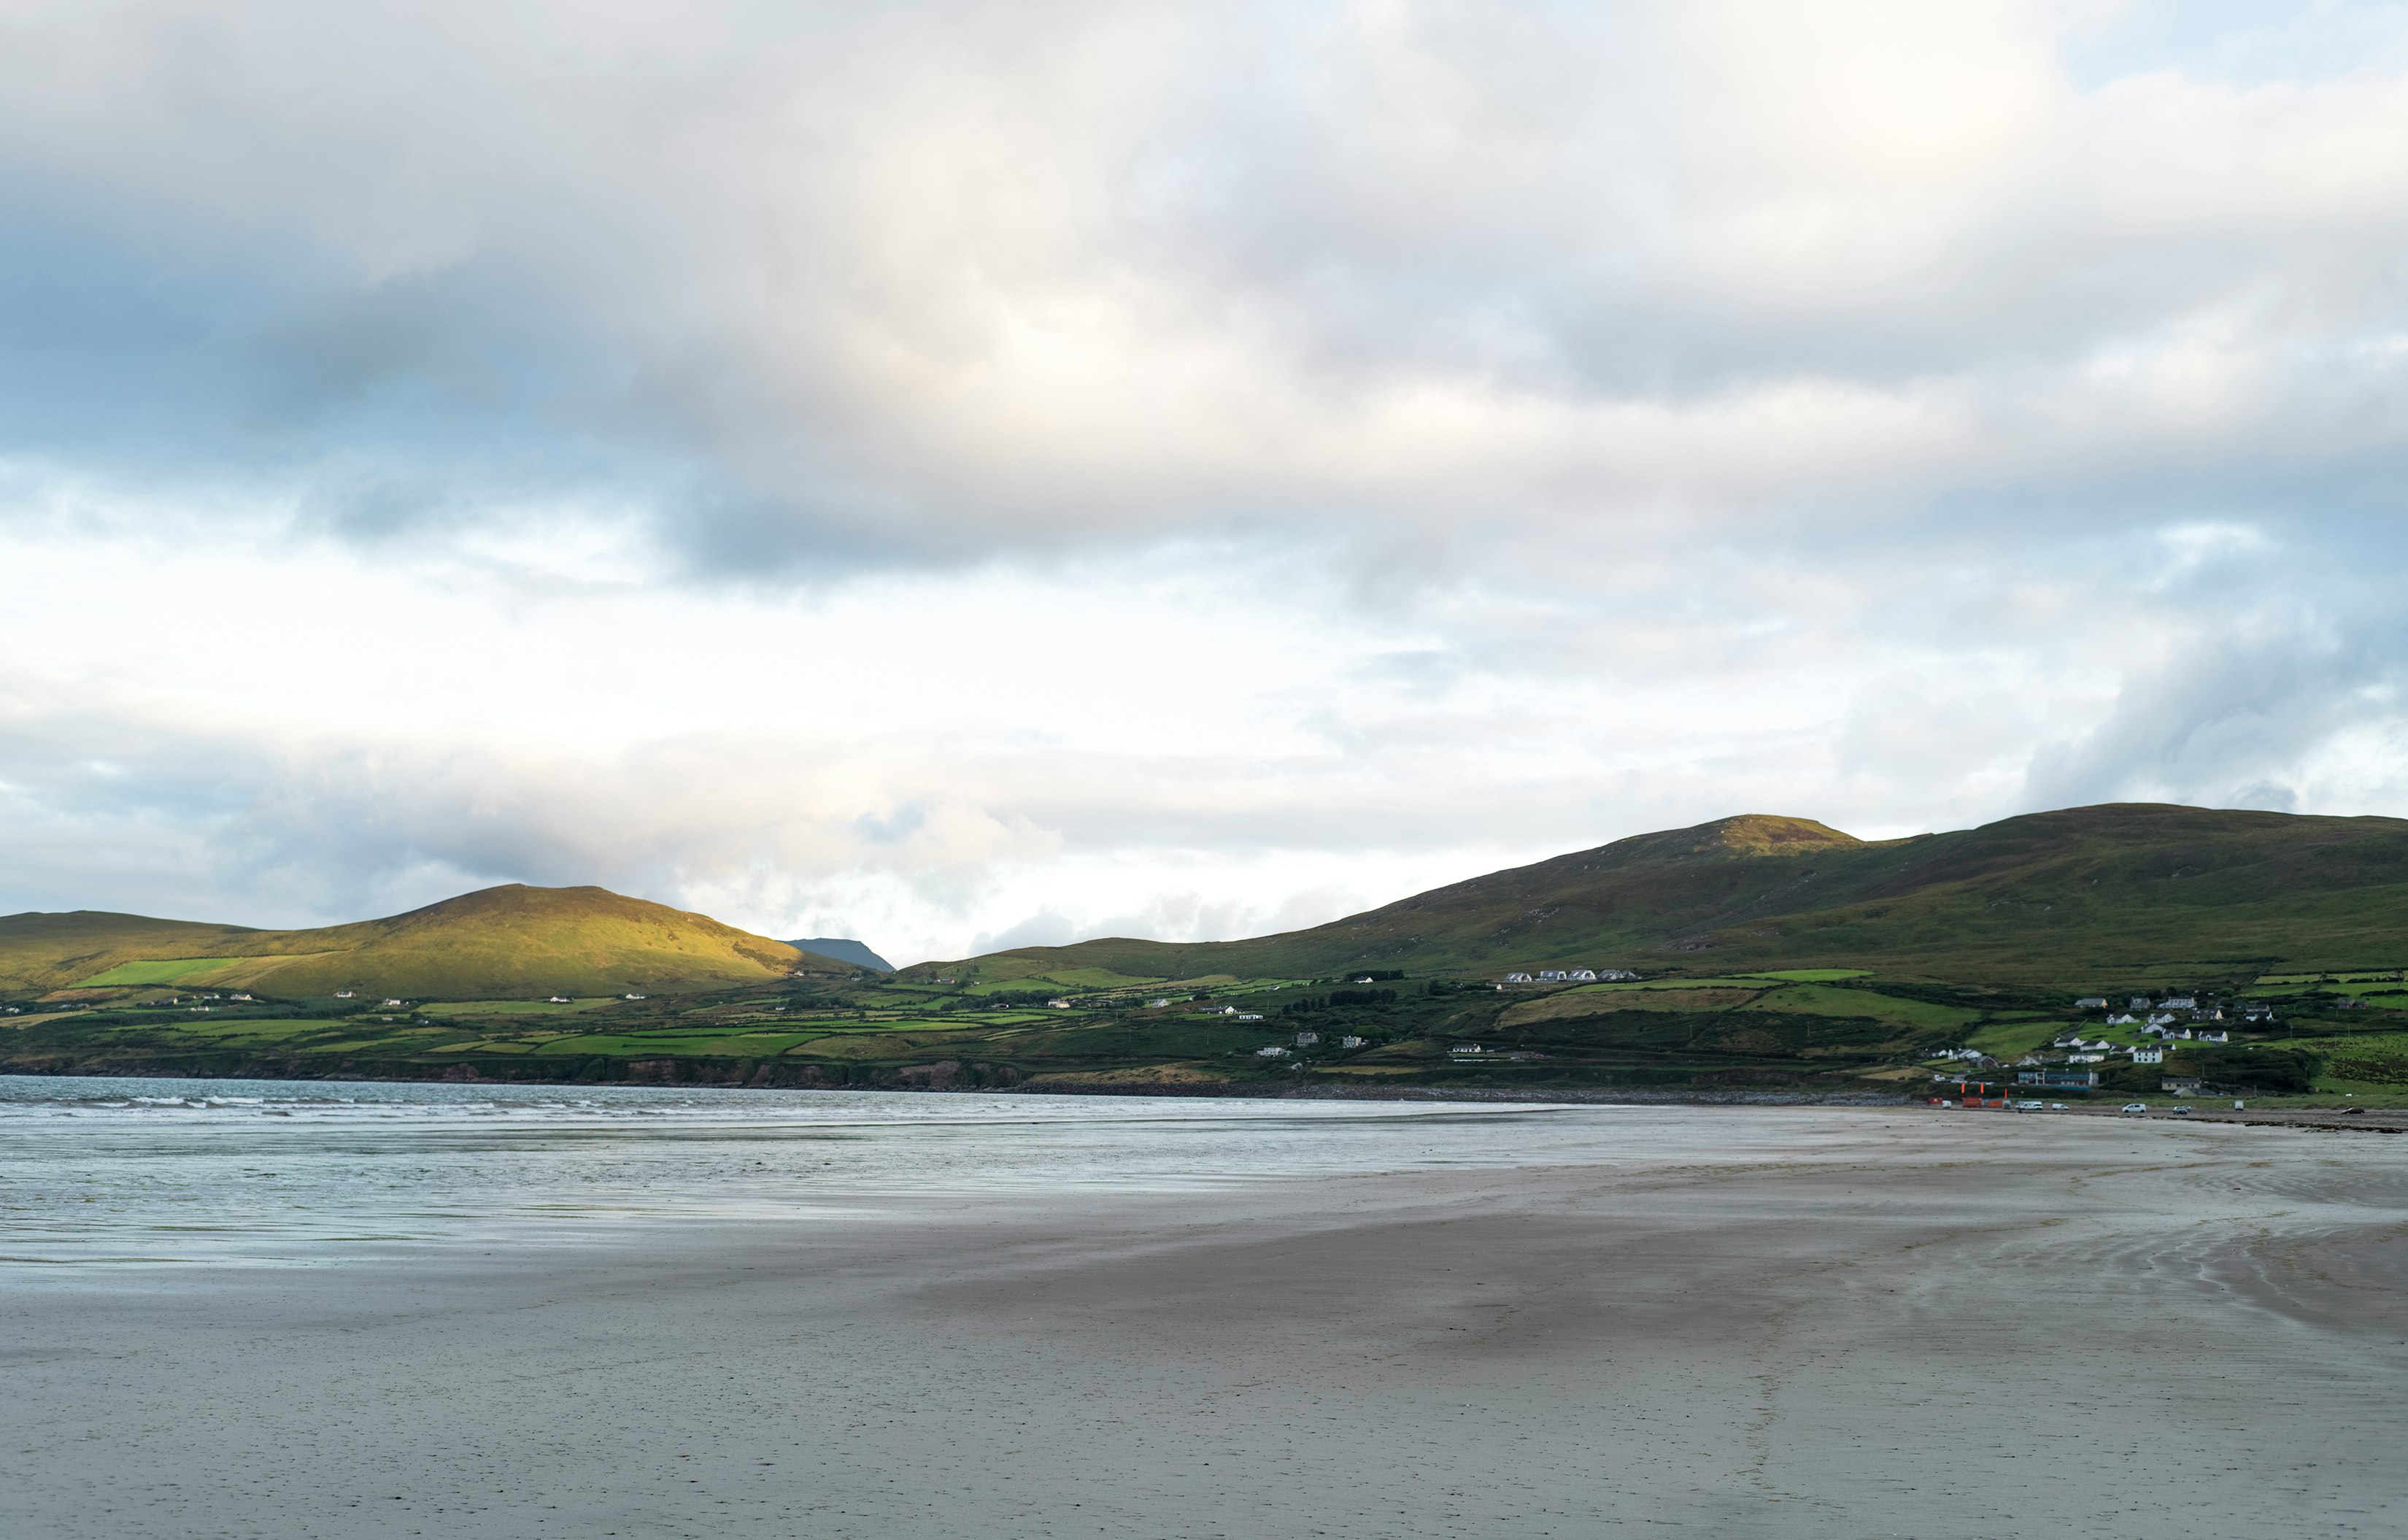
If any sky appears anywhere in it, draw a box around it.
[4,0,2408,965]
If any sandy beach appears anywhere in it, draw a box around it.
[7,1103,2406,1539]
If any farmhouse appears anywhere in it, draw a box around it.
[1504,972,1533,983]
[1294,1031,1319,1045]
[2075,996,2108,1009]
[1570,969,1598,982]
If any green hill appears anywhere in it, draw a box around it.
[0,885,850,999]
[903,804,2408,987]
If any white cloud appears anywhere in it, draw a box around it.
[1,4,2407,960]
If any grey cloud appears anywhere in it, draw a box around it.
[0,2,2403,582]
[2021,609,2405,814]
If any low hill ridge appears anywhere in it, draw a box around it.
[0,885,855,998]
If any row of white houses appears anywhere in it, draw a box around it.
[1501,967,1641,985]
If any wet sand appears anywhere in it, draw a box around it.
[7,1109,2406,1538]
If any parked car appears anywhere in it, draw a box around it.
[2121,1102,2149,1114]
[2172,1105,2193,1114]
[2343,1106,2367,1116]
[2049,1103,2067,1110]
[2015,1100,2045,1111]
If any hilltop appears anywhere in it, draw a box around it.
[0,885,852,1000]
[903,804,2408,987]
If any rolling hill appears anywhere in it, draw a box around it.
[902,804,2408,987]
[0,885,853,999]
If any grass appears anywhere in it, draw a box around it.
[1738,985,1982,1033]
[1963,1019,2065,1058]
[73,957,249,986]
[423,998,616,1016]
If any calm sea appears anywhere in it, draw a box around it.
[0,1076,1870,1268]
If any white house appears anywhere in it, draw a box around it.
[2163,996,2197,1009]
[2131,1046,2164,1064]
[1148,997,1170,1007]
[1505,972,1533,983]
[2197,1030,2226,1043]
[1537,969,1567,982]
[2106,1014,2138,1025]
[1341,1035,1365,1048]
[382,998,404,1007]
[1047,998,1073,1009]
[547,996,571,1004]
[1295,1031,1319,1045]
[1570,969,1599,982]
[623,993,647,1001]
[2075,996,2109,1009]
[1450,1044,1484,1056]
[2130,997,2153,1009]
[2068,1052,2105,1064]
[1236,1012,1264,1022]
[334,990,355,998]
[1254,1045,1289,1058]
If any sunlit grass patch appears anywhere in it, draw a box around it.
[74,958,247,986]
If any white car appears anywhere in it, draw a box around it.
[2015,1100,2045,1110]
[2120,1101,2149,1114]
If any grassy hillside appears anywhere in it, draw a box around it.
[14,805,2408,1105]
[903,805,2408,988]
[0,885,850,999]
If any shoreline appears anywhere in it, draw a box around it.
[7,1060,2407,1131]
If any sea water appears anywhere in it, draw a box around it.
[0,1076,1861,1267]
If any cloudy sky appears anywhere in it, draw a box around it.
[4,1,2407,963]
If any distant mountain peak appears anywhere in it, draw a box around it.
[786,937,895,973]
